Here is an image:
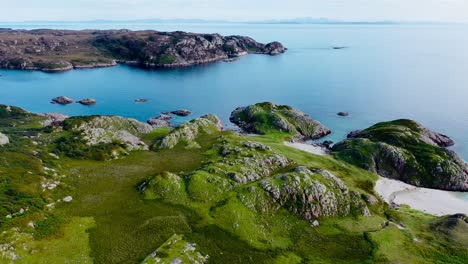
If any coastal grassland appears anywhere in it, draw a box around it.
[0,217,95,264]
[1,109,467,264]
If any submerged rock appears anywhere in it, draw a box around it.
[0,132,9,146]
[337,112,349,117]
[78,98,97,105]
[135,99,149,103]
[332,119,468,191]
[171,109,192,116]
[230,102,331,141]
[51,96,74,105]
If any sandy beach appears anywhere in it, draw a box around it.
[375,176,468,216]
[283,141,328,156]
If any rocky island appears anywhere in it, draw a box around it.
[0,103,466,264]
[0,29,286,72]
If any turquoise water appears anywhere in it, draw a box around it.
[1,23,468,160]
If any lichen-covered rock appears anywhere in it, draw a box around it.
[332,119,468,191]
[230,102,330,140]
[64,115,153,150]
[0,133,9,146]
[207,139,292,184]
[40,113,70,126]
[141,234,208,264]
[154,114,222,149]
[260,166,369,222]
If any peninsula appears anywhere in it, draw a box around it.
[0,29,286,72]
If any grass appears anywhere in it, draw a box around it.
[0,108,467,264]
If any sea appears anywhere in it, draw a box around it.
[1,22,468,161]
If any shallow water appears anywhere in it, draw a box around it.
[1,23,468,161]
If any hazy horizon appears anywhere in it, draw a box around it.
[1,0,467,23]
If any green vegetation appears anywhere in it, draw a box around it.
[332,119,468,190]
[0,106,466,263]
[230,102,330,139]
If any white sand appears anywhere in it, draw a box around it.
[375,176,468,216]
[283,142,328,156]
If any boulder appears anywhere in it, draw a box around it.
[0,132,9,146]
[51,96,74,105]
[78,98,97,105]
[230,102,330,141]
[333,119,468,191]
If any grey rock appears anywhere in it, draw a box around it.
[51,96,74,105]
[171,109,192,116]
[78,98,96,105]
[147,114,173,128]
[0,133,9,146]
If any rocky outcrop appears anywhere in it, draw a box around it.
[40,113,70,126]
[141,234,208,264]
[51,96,74,105]
[154,114,222,149]
[332,119,468,191]
[64,115,153,150]
[260,166,369,222]
[147,114,172,128]
[0,29,286,71]
[78,98,96,105]
[230,102,331,140]
[0,132,9,146]
[213,140,292,184]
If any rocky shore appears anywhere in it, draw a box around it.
[0,29,286,72]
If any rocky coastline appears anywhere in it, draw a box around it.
[0,29,286,72]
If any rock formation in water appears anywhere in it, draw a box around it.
[0,29,286,72]
[332,119,468,191]
[230,102,331,141]
[51,96,74,105]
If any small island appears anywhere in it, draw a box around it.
[0,29,286,72]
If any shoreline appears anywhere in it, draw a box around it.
[283,141,328,156]
[375,176,468,216]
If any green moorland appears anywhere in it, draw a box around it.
[0,104,467,264]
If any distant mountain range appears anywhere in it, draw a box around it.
[0,18,461,25]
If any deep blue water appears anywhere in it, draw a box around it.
[1,23,468,160]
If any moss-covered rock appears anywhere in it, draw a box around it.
[260,166,369,222]
[230,102,330,140]
[154,114,222,149]
[332,119,468,190]
[63,115,153,151]
[141,234,208,264]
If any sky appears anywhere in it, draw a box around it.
[0,0,467,22]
